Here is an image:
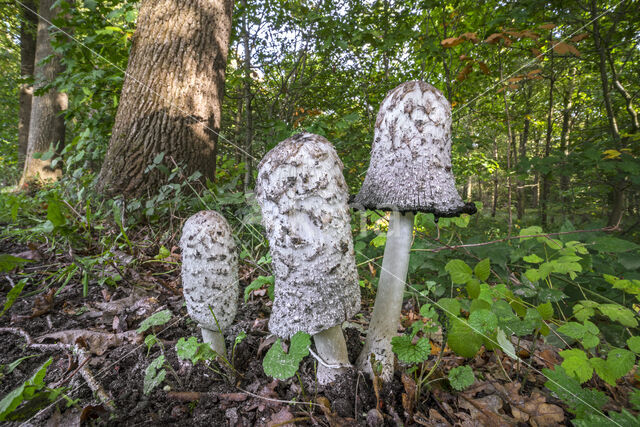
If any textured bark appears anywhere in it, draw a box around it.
[20,0,67,185]
[541,37,555,228]
[180,210,238,354]
[517,117,529,220]
[255,133,360,340]
[353,81,475,217]
[18,0,38,170]
[97,0,234,197]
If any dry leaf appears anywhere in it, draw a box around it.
[266,407,295,427]
[37,329,142,355]
[478,62,490,75]
[401,373,417,418]
[527,69,542,77]
[539,23,556,30]
[553,41,581,56]
[441,37,465,48]
[531,48,543,58]
[570,33,589,42]
[508,76,524,83]
[456,64,473,82]
[485,33,503,44]
[459,54,472,61]
[460,32,479,43]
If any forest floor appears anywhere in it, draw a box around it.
[0,235,635,426]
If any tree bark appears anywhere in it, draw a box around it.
[517,116,529,220]
[559,70,575,210]
[20,0,67,186]
[18,0,38,170]
[97,0,234,197]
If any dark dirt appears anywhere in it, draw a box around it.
[2,236,626,426]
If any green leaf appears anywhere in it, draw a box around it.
[370,233,387,248]
[176,337,216,364]
[46,195,67,228]
[437,298,461,318]
[445,259,472,284]
[598,304,638,327]
[560,349,593,383]
[473,258,490,281]
[154,246,170,260]
[627,336,640,354]
[0,358,52,421]
[391,336,431,363]
[593,237,639,253]
[263,332,310,380]
[519,226,543,239]
[466,279,481,299]
[558,322,586,340]
[496,328,518,360]
[447,317,483,358]
[244,275,275,302]
[448,365,475,391]
[573,301,597,322]
[543,366,608,417]
[536,302,554,320]
[137,309,172,333]
[605,348,636,381]
[523,254,544,263]
[419,304,437,319]
[0,255,33,273]
[1,279,26,317]
[6,355,39,375]
[468,309,498,335]
[143,355,166,395]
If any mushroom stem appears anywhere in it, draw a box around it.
[201,327,227,356]
[357,211,414,381]
[313,324,350,385]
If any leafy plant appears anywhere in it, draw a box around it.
[137,309,172,334]
[448,365,475,391]
[143,355,166,395]
[263,331,310,380]
[0,278,27,317]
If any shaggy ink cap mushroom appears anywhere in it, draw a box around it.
[355,81,475,381]
[180,210,239,355]
[353,80,476,217]
[256,132,360,384]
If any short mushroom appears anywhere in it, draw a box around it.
[180,210,239,356]
[353,81,476,381]
[255,132,360,385]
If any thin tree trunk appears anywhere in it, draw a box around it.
[559,70,575,213]
[541,34,555,228]
[97,0,234,197]
[499,52,514,235]
[242,0,253,193]
[492,139,498,218]
[517,117,529,220]
[20,0,67,186]
[18,0,38,171]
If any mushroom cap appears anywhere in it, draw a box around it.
[353,81,476,217]
[180,210,238,331]
[256,133,360,339]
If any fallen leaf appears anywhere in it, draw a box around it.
[401,373,417,418]
[32,288,56,318]
[12,249,42,261]
[37,330,142,355]
[266,407,295,427]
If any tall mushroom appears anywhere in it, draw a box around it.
[256,133,360,385]
[180,210,239,355]
[353,81,476,380]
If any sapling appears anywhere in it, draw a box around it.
[256,133,360,385]
[353,81,476,381]
[180,210,239,356]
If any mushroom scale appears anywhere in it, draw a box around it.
[256,133,360,340]
[180,210,239,355]
[353,80,476,217]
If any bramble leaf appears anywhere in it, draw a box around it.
[391,335,431,363]
[263,332,310,380]
[448,365,475,391]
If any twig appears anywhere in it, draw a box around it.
[235,387,324,408]
[50,356,91,388]
[5,275,15,287]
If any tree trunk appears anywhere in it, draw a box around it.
[491,139,498,217]
[18,0,38,170]
[242,0,253,193]
[499,51,514,235]
[20,0,67,186]
[559,70,575,213]
[517,116,529,220]
[97,0,234,197]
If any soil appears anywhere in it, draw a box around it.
[0,236,626,426]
